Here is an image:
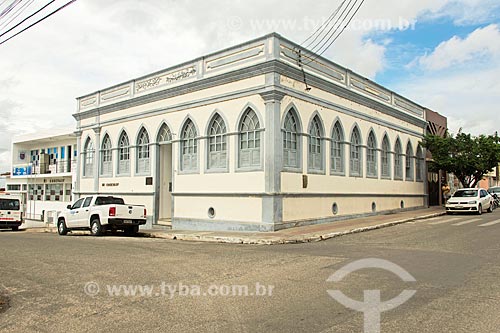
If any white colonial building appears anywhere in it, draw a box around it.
[7,129,77,221]
[73,33,427,231]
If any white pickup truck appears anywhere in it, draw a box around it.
[57,195,147,236]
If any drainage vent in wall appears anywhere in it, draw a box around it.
[372,202,377,213]
[332,202,339,215]
[208,207,215,219]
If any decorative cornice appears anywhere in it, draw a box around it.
[74,60,427,130]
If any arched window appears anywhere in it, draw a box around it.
[308,115,323,171]
[331,121,344,175]
[118,131,130,175]
[157,123,172,143]
[100,134,112,176]
[207,113,227,170]
[350,127,362,177]
[381,135,391,179]
[416,145,424,182]
[83,137,94,177]
[394,139,403,180]
[136,127,150,174]
[283,109,300,169]
[366,131,378,177]
[239,108,261,168]
[405,142,414,181]
[181,119,198,171]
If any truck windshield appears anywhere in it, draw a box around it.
[94,196,125,205]
[0,199,20,211]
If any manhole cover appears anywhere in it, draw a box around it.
[0,295,9,314]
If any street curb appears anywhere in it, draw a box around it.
[17,211,446,244]
[143,211,447,245]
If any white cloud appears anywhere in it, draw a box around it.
[416,24,500,70]
[399,24,500,136]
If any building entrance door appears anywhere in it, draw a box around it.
[158,144,173,222]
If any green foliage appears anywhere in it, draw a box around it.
[422,131,500,188]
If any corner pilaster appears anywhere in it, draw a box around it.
[74,130,82,200]
[93,126,101,193]
[260,85,285,229]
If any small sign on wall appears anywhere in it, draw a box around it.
[19,151,26,161]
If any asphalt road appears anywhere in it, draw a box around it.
[1,210,500,332]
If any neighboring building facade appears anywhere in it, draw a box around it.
[74,33,428,231]
[6,129,77,221]
[479,164,499,189]
[425,108,448,206]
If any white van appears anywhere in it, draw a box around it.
[0,194,24,231]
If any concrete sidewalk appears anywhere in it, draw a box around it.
[19,207,446,244]
[143,207,446,245]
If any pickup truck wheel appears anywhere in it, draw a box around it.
[124,225,139,236]
[57,220,68,235]
[90,219,104,236]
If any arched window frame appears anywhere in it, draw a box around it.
[381,135,391,179]
[394,139,403,180]
[282,109,301,170]
[83,137,94,178]
[416,145,424,182]
[349,126,362,177]
[331,120,345,175]
[100,134,112,177]
[366,131,378,178]
[405,141,414,181]
[207,113,228,171]
[157,123,172,144]
[180,119,198,172]
[308,114,324,173]
[136,127,150,175]
[117,131,130,175]
[238,108,261,169]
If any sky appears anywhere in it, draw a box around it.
[0,0,499,173]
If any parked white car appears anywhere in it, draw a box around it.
[57,195,147,236]
[446,188,493,215]
[0,194,24,231]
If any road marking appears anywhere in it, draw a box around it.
[429,217,461,225]
[425,217,443,222]
[452,218,481,226]
[478,219,500,227]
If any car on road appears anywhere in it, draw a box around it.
[0,194,24,231]
[446,188,493,215]
[489,186,500,195]
[57,195,147,236]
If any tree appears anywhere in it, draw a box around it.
[422,131,500,188]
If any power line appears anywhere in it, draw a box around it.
[304,0,365,65]
[0,0,74,45]
[0,0,55,39]
[305,0,356,54]
[0,0,22,21]
[0,0,34,30]
[301,0,348,49]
